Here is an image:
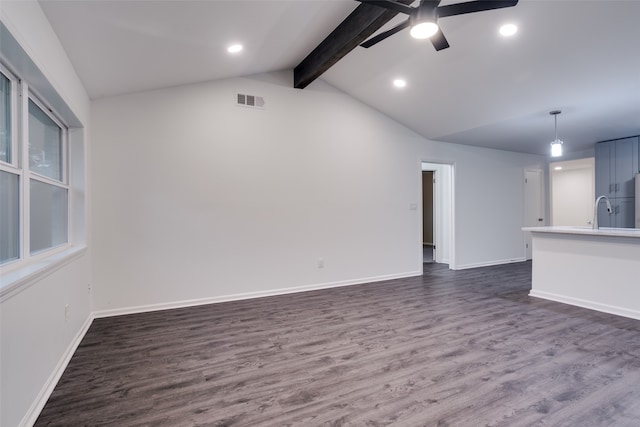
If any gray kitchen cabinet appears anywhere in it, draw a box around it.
[596,201,613,228]
[614,137,639,198]
[595,141,615,198]
[595,137,638,198]
[594,136,639,228]
[615,197,635,228]
[597,197,635,228]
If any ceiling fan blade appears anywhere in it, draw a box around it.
[437,0,518,18]
[430,27,450,51]
[360,19,411,48]
[358,0,414,15]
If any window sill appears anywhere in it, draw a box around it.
[0,245,87,302]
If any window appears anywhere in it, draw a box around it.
[0,63,70,265]
[28,99,68,254]
[29,100,64,181]
[0,72,11,163]
[0,170,19,263]
[30,179,68,253]
[0,66,19,265]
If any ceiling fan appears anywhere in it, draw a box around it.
[358,0,519,51]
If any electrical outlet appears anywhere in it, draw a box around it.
[317,258,324,269]
[64,304,70,322]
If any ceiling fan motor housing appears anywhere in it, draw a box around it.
[411,3,438,27]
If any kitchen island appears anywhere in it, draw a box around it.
[523,226,640,320]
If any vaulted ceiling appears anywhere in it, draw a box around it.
[39,0,640,156]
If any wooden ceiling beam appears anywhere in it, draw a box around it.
[293,0,413,89]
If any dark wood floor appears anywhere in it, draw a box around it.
[36,262,640,426]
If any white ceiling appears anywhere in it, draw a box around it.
[39,0,640,156]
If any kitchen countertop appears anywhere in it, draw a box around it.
[522,226,640,239]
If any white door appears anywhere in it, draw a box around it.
[524,169,543,260]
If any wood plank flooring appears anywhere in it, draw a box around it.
[35,262,640,426]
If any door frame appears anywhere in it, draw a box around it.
[523,168,544,260]
[421,161,456,270]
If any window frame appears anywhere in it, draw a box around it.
[0,62,71,268]
[0,62,19,168]
[27,94,68,185]
[26,92,70,258]
[0,64,21,266]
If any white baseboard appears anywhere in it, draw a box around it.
[529,290,640,321]
[94,270,423,318]
[454,257,526,270]
[20,313,94,427]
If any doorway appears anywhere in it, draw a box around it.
[549,158,595,227]
[422,171,435,263]
[421,162,454,268]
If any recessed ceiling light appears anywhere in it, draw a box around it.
[393,79,407,88]
[555,166,563,170]
[227,44,243,54]
[499,24,518,37]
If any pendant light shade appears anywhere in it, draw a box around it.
[549,110,563,157]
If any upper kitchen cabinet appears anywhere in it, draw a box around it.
[595,141,614,198]
[615,137,640,197]
[595,137,639,199]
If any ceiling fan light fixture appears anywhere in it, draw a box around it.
[410,21,439,39]
[410,6,439,39]
[356,0,519,49]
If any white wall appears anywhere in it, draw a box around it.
[91,71,545,314]
[91,74,423,313]
[0,2,91,427]
[417,139,546,269]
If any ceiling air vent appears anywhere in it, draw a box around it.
[236,93,265,109]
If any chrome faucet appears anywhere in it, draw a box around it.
[593,195,612,230]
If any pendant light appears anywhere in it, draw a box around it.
[549,110,563,157]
